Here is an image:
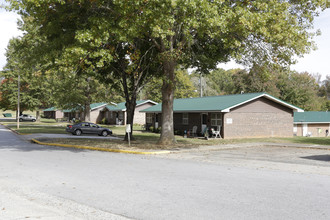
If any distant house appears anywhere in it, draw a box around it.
[43,107,64,120]
[43,103,108,123]
[67,103,108,123]
[101,100,157,125]
[141,93,303,139]
[294,112,330,137]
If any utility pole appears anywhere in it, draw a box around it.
[17,75,20,129]
[200,73,203,97]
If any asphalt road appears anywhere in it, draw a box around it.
[0,124,330,220]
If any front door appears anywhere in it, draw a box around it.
[201,113,208,134]
[302,124,308,136]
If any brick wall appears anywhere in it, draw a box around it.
[134,103,155,125]
[223,98,293,138]
[295,123,330,137]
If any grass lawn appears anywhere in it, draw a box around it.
[37,134,330,151]
[2,121,330,150]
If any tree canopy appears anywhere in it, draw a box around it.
[4,0,328,145]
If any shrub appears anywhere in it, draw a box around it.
[100,118,108,125]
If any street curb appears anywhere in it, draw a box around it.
[0,123,20,135]
[31,138,171,155]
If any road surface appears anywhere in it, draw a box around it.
[0,125,329,219]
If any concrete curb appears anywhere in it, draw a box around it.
[31,138,171,155]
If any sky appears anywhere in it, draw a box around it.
[0,7,329,80]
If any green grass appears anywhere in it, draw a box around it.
[2,121,330,149]
[38,134,330,151]
[14,126,68,134]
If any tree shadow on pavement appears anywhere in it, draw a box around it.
[301,155,330,162]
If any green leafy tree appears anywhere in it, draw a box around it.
[277,71,323,111]
[6,0,327,145]
[114,0,327,144]
[1,36,55,119]
[141,68,199,103]
[5,0,160,139]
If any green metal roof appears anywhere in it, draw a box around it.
[90,102,107,110]
[43,107,57,112]
[105,104,122,111]
[105,100,157,111]
[294,112,330,123]
[45,103,107,113]
[141,93,303,113]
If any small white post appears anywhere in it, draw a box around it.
[126,124,131,147]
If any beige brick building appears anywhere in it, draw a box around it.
[101,100,157,125]
[294,112,330,137]
[142,93,303,139]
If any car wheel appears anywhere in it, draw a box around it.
[19,118,23,122]
[32,119,36,122]
[101,130,108,137]
[75,129,82,136]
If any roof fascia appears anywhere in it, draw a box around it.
[141,110,223,113]
[222,94,304,113]
[294,122,330,124]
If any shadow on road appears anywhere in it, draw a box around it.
[301,155,330,162]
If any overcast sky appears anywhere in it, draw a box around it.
[0,7,329,80]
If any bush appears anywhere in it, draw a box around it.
[100,118,108,125]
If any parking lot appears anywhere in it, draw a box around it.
[156,144,330,176]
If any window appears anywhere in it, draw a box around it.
[182,113,188,125]
[211,113,222,126]
[146,113,153,123]
[91,123,98,128]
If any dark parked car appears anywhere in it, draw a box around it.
[19,114,36,122]
[66,122,112,136]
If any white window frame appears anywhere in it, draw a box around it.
[211,113,222,126]
[182,113,189,125]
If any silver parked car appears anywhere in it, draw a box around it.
[66,122,112,136]
[19,114,36,122]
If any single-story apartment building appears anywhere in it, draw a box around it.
[101,100,157,125]
[294,111,330,137]
[141,93,304,139]
[43,107,64,120]
[43,103,108,123]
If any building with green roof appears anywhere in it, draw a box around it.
[101,100,157,125]
[141,93,303,139]
[294,112,330,137]
[43,102,108,123]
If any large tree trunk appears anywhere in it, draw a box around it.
[84,77,91,122]
[36,110,40,122]
[84,102,91,122]
[158,60,176,145]
[124,97,137,141]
